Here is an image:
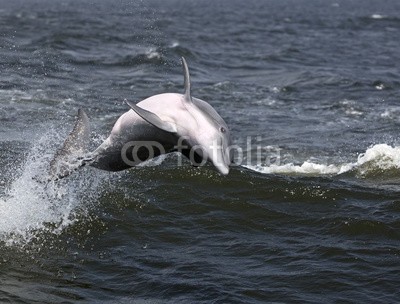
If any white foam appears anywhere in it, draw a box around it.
[245,161,351,176]
[371,14,385,19]
[245,144,400,177]
[356,144,400,169]
[170,41,180,48]
[380,107,400,120]
[146,48,161,60]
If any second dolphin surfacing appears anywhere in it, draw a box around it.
[50,58,232,179]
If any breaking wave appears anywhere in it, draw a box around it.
[245,144,400,178]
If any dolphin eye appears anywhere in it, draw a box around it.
[220,127,226,133]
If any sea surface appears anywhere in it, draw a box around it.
[1,0,400,303]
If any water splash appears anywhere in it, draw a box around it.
[245,144,400,178]
[0,130,103,246]
[371,14,386,20]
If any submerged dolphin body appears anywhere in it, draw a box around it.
[50,58,232,179]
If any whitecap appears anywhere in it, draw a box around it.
[244,144,400,178]
[345,109,363,116]
[244,161,351,176]
[380,107,400,120]
[170,41,180,48]
[146,48,161,60]
[356,144,400,169]
[371,14,385,19]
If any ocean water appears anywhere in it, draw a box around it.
[1,0,400,303]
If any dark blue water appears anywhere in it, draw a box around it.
[1,0,400,303]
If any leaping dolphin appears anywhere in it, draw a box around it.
[50,58,232,179]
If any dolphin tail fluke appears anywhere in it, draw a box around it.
[49,109,91,180]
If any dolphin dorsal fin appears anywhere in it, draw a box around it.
[125,100,177,133]
[181,57,192,103]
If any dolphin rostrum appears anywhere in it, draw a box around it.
[50,57,232,179]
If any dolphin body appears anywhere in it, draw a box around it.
[50,58,232,179]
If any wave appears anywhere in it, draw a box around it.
[245,144,400,179]
[62,41,193,67]
[108,43,193,67]
[3,134,399,246]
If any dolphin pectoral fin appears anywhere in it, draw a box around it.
[49,109,91,180]
[125,100,177,133]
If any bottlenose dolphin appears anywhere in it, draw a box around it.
[50,58,232,179]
